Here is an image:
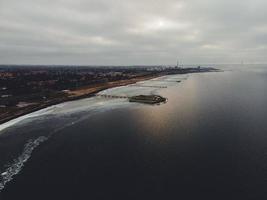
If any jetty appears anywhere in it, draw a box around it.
[96,94,167,104]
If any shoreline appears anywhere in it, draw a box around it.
[0,68,220,127]
[0,74,161,126]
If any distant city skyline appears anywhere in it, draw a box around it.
[1,0,267,65]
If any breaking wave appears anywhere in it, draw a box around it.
[0,136,48,191]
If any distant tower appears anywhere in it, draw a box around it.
[176,60,179,68]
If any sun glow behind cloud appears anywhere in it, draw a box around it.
[145,18,190,31]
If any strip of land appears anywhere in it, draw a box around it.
[0,74,160,125]
[0,66,219,125]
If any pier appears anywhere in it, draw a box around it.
[96,94,129,99]
[96,94,167,104]
[129,84,167,89]
[150,79,183,83]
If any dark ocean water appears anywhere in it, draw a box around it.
[0,65,267,199]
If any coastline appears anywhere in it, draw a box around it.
[0,74,160,126]
[0,68,220,127]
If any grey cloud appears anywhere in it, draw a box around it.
[0,0,267,65]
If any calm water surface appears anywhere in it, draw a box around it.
[0,65,267,199]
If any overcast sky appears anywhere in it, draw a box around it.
[1,0,267,65]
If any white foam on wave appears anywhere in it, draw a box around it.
[0,136,48,191]
[0,94,133,134]
[0,102,128,192]
[0,104,60,133]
